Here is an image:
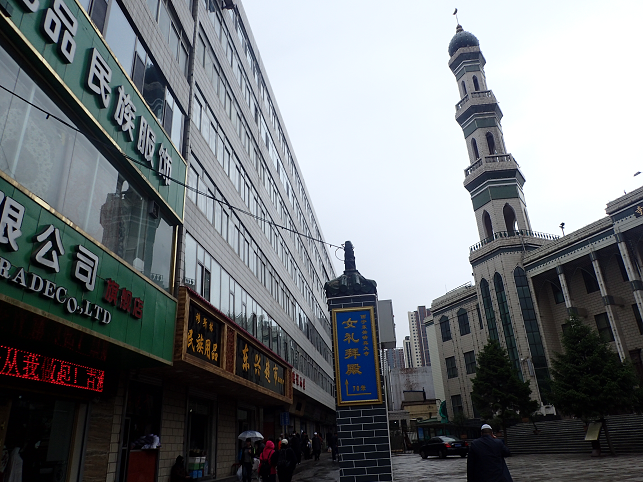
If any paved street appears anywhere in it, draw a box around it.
[292,451,643,481]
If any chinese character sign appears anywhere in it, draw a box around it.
[187,303,222,367]
[0,344,105,392]
[0,177,177,363]
[235,337,285,395]
[2,0,186,216]
[333,307,382,406]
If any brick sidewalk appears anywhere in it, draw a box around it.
[291,451,643,481]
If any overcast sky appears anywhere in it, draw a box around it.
[240,0,643,344]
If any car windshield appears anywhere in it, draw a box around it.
[439,437,458,442]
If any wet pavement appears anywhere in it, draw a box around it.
[291,451,643,481]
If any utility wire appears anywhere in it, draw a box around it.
[0,83,344,252]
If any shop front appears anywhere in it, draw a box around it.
[151,287,292,481]
[0,0,186,478]
[0,164,178,482]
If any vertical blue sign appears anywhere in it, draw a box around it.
[332,307,383,406]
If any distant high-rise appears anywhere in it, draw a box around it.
[386,348,406,370]
[408,306,431,366]
[403,336,414,368]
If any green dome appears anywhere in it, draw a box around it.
[448,25,479,57]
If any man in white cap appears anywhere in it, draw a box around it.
[466,424,513,482]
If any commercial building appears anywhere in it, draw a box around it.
[0,0,336,480]
[402,336,413,368]
[407,306,430,367]
[426,25,643,420]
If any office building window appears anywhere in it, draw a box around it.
[464,351,476,375]
[633,304,643,335]
[451,394,463,415]
[457,308,471,336]
[595,312,614,342]
[440,316,452,342]
[446,356,458,379]
[476,304,484,330]
[551,283,565,304]
[582,267,600,294]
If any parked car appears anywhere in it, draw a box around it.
[418,436,468,459]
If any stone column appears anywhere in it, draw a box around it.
[556,265,577,315]
[615,233,643,321]
[589,251,626,360]
[324,242,393,482]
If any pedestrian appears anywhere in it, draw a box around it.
[255,439,265,456]
[239,438,255,482]
[170,455,191,482]
[290,432,302,464]
[311,432,322,461]
[272,438,297,482]
[301,432,311,460]
[259,440,277,482]
[329,432,338,462]
[467,424,513,482]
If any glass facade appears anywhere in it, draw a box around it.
[514,267,550,399]
[183,232,334,396]
[0,43,174,292]
[102,0,185,151]
[493,273,521,378]
[480,279,499,341]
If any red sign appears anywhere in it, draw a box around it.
[0,345,105,392]
[292,372,305,390]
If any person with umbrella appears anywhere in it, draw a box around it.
[238,438,255,482]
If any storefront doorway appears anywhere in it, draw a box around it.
[0,391,86,482]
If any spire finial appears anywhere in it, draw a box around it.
[453,7,460,25]
[344,241,356,271]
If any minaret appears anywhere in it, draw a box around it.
[448,25,532,243]
[445,25,555,403]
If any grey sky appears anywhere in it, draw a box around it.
[241,0,643,344]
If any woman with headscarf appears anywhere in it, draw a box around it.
[259,440,276,482]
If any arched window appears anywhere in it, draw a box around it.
[440,316,452,342]
[461,80,467,96]
[479,279,498,341]
[514,267,551,399]
[503,204,517,234]
[457,308,471,336]
[493,273,522,378]
[472,138,480,160]
[473,75,480,91]
[486,132,496,154]
[482,210,493,239]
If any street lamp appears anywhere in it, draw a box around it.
[559,223,565,236]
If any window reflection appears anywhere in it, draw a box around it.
[104,0,136,75]
[0,44,174,292]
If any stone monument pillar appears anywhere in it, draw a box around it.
[324,241,393,482]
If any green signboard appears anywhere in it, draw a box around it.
[0,175,176,363]
[0,0,186,221]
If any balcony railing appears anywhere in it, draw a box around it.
[455,90,494,111]
[464,153,517,176]
[455,94,469,111]
[470,230,559,253]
